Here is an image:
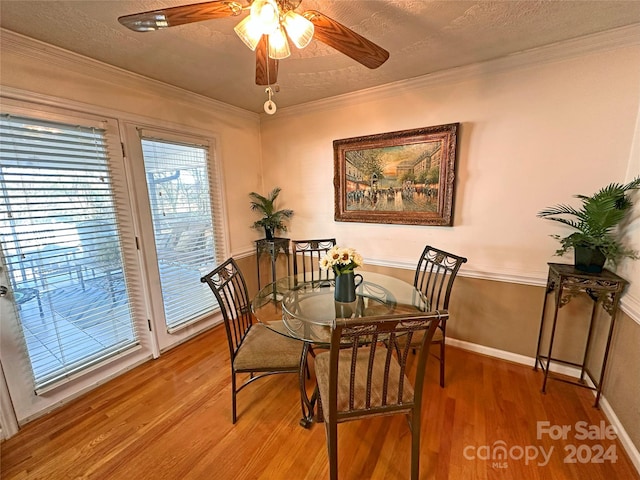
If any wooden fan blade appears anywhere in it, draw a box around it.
[303,10,389,69]
[118,1,243,32]
[256,36,279,85]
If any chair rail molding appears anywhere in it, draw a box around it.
[365,257,640,326]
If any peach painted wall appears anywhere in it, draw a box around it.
[257,38,640,455]
[258,43,640,289]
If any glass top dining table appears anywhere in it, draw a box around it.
[251,270,430,427]
[251,270,430,344]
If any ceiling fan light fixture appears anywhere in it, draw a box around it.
[268,26,291,60]
[118,0,389,108]
[233,15,263,51]
[282,10,314,49]
[250,0,280,35]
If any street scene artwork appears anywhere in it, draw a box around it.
[333,123,459,226]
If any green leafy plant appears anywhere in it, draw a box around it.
[537,177,640,266]
[249,187,293,238]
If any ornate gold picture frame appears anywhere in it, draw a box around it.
[334,123,459,226]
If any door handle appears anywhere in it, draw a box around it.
[0,286,7,297]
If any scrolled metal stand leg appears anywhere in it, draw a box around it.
[298,341,317,428]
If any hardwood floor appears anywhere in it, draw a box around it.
[1,325,638,480]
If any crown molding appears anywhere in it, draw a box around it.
[4,23,637,122]
[0,28,258,122]
[271,23,640,119]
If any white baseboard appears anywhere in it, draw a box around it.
[596,394,640,475]
[446,337,640,475]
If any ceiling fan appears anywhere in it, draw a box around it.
[118,0,390,88]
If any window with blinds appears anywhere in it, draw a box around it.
[0,114,139,391]
[140,136,219,330]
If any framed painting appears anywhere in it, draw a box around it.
[334,123,459,226]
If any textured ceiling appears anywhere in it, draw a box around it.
[2,1,640,113]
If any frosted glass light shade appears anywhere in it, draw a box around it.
[250,0,280,35]
[282,11,314,49]
[234,15,263,51]
[268,26,291,59]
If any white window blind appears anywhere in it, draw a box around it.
[140,134,221,330]
[0,114,139,390]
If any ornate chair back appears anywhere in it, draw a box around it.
[201,257,301,422]
[292,238,337,282]
[413,245,467,386]
[315,312,444,480]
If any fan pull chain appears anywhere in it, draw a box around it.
[264,87,276,114]
[264,34,277,114]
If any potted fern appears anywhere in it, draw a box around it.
[537,177,640,272]
[249,187,294,240]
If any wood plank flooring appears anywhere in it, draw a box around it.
[1,325,638,480]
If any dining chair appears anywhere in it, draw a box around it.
[201,257,304,423]
[413,245,467,387]
[292,238,336,282]
[314,312,443,480]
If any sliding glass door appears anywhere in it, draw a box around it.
[124,127,225,351]
[0,101,226,428]
[140,136,219,331]
[0,103,152,423]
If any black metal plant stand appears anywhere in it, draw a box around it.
[255,237,290,290]
[534,263,627,408]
